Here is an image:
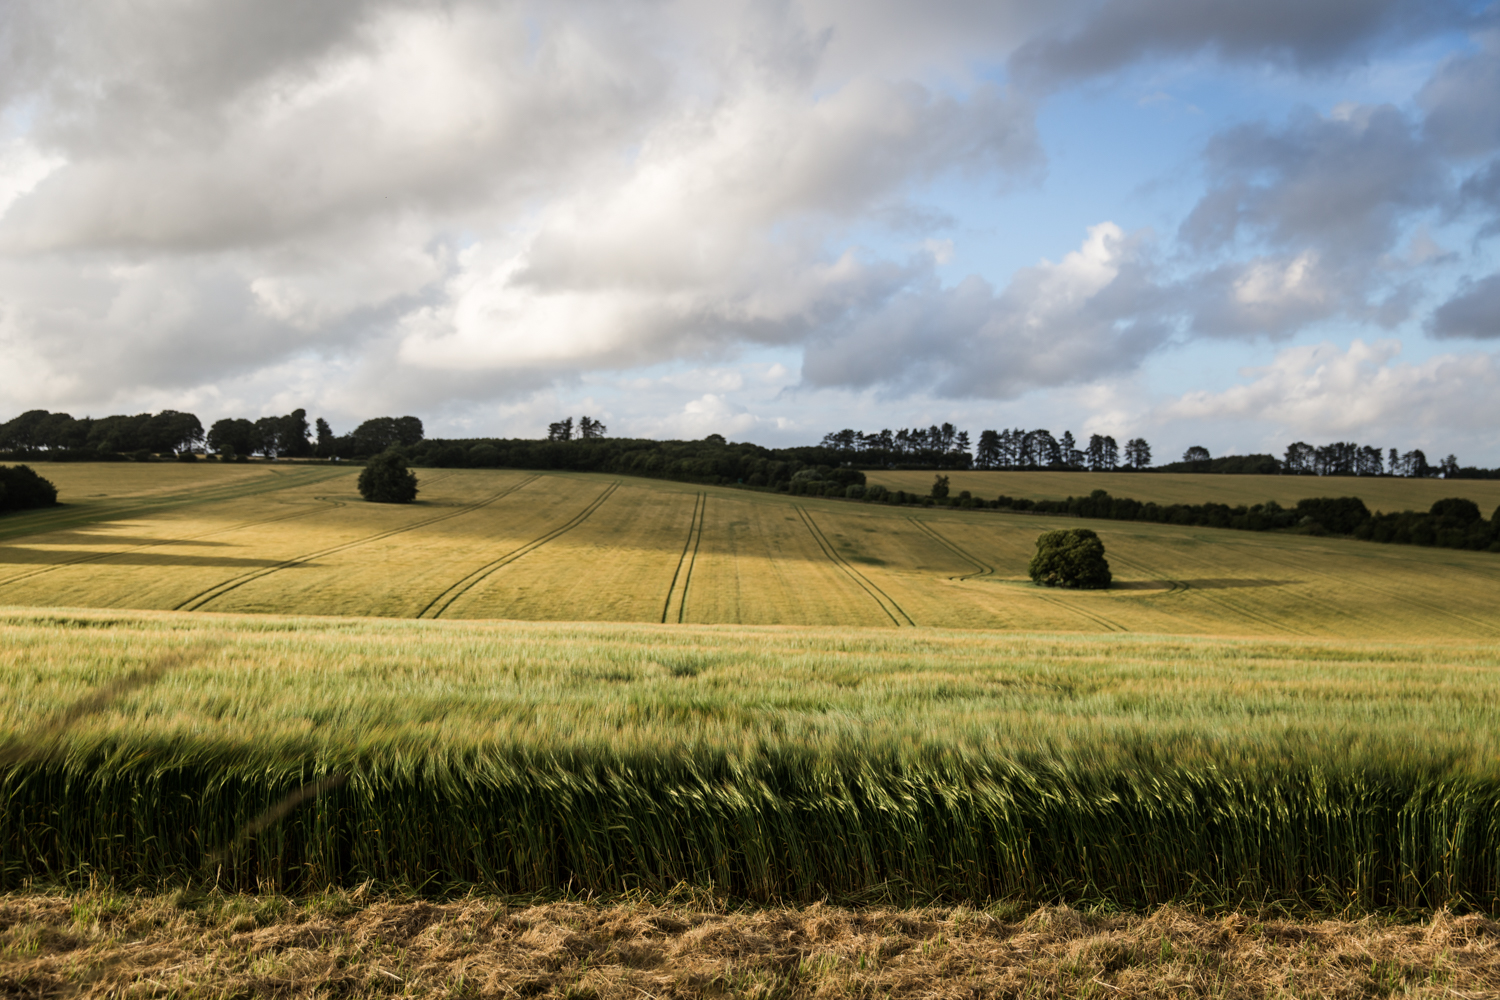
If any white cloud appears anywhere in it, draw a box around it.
[0,139,62,219]
[1158,339,1500,450]
[0,0,1495,461]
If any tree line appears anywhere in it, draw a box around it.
[991,489,1500,553]
[546,416,607,441]
[406,433,864,493]
[0,409,424,461]
[4,404,1498,481]
[826,426,1498,478]
[818,426,1153,470]
[0,409,206,458]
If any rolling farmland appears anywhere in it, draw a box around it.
[2,463,1499,638]
[4,461,1500,919]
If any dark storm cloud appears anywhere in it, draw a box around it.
[1428,273,1500,339]
[1180,105,1443,260]
[1419,29,1500,158]
[1010,0,1471,89]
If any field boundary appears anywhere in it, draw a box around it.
[661,492,705,624]
[172,474,541,612]
[795,506,914,626]
[416,481,621,620]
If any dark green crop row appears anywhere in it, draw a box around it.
[5,744,1499,912]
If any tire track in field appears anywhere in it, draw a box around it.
[1028,591,1130,632]
[794,506,914,627]
[173,474,540,612]
[661,492,706,624]
[1234,541,1500,637]
[0,493,357,592]
[1105,546,1312,636]
[906,518,993,580]
[416,481,621,620]
[911,515,1128,631]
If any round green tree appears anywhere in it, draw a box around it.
[358,450,419,504]
[1028,528,1111,589]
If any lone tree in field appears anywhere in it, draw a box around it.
[358,450,419,504]
[1029,528,1111,589]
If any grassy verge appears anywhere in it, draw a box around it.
[3,889,1498,998]
[3,609,1500,909]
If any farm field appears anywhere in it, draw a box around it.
[4,607,1500,907]
[6,462,1500,923]
[865,469,1500,515]
[2,463,1499,639]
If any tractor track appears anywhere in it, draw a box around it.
[661,492,706,624]
[416,481,621,621]
[795,506,913,627]
[1233,542,1500,638]
[172,474,539,613]
[906,518,993,580]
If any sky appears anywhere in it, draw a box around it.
[2,0,1499,463]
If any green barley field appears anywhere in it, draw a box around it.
[3,462,1500,909]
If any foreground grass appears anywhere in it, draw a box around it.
[4,608,1500,910]
[3,890,1498,999]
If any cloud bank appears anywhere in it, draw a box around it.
[0,0,1496,453]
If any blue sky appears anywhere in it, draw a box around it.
[1,0,1498,464]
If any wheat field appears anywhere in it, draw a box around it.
[4,607,1500,906]
[2,464,1498,638]
[5,463,1500,910]
[865,469,1500,515]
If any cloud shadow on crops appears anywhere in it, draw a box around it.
[0,547,293,568]
[1113,578,1301,590]
[13,533,235,547]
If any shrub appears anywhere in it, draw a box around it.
[0,464,59,512]
[1431,498,1482,524]
[844,484,865,500]
[1029,528,1111,589]
[931,474,950,499]
[358,450,420,504]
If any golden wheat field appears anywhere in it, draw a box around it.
[865,469,1500,515]
[1,463,1498,639]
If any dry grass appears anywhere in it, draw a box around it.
[3,890,1497,999]
[3,466,1499,638]
[865,469,1500,516]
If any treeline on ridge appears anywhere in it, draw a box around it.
[0,408,423,462]
[996,490,1500,553]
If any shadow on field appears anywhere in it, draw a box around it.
[1113,578,1300,590]
[9,532,234,547]
[0,547,290,568]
